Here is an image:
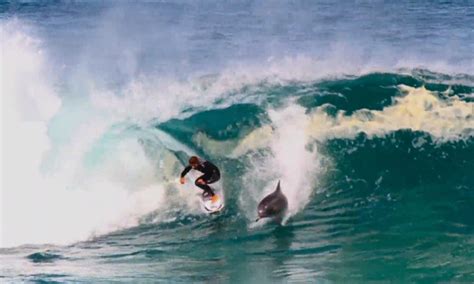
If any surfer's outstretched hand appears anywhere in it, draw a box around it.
[180,177,186,184]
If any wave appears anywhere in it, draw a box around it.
[1,19,473,248]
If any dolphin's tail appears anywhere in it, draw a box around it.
[276,180,281,192]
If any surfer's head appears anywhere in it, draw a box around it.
[189,156,200,168]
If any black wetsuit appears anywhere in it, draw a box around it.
[181,160,221,196]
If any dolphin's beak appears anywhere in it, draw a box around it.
[255,217,260,222]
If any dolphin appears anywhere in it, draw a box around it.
[256,180,288,222]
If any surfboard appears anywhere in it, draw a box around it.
[200,193,224,214]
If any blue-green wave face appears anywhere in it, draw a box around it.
[2,1,474,283]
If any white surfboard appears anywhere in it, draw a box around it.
[200,193,224,214]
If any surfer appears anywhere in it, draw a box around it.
[180,156,221,202]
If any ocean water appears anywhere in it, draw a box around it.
[1,1,473,282]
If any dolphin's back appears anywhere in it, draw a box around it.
[257,181,288,216]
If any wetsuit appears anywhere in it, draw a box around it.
[181,160,221,196]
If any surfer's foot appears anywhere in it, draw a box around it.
[211,195,219,203]
[202,191,214,199]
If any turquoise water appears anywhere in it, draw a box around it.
[1,1,473,282]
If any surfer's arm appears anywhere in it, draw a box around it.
[179,165,192,184]
[180,166,192,178]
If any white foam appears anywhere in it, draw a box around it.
[0,21,201,247]
[267,105,321,217]
[306,85,474,141]
[87,53,441,124]
[241,104,321,223]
